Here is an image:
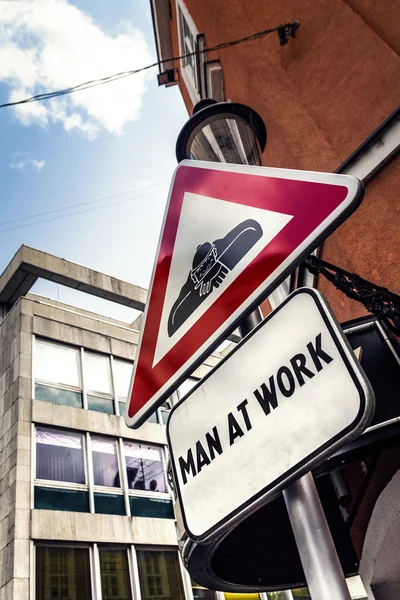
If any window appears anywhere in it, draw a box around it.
[136,549,185,600]
[36,545,92,600]
[92,436,120,488]
[114,359,133,398]
[130,496,174,519]
[178,377,199,399]
[224,595,260,600]
[113,358,133,418]
[34,339,171,423]
[35,487,90,512]
[176,0,201,103]
[99,548,132,600]
[36,427,85,484]
[92,435,125,515]
[35,339,82,408]
[205,60,225,102]
[124,442,167,493]
[35,545,192,600]
[267,594,296,600]
[147,411,159,424]
[160,399,173,425]
[34,428,172,518]
[35,427,89,512]
[192,581,216,600]
[85,352,115,414]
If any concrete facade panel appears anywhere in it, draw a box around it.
[13,539,30,578]
[31,510,177,546]
[0,246,147,311]
[32,400,168,445]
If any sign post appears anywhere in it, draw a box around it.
[283,473,351,599]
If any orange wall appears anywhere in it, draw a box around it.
[168,0,399,322]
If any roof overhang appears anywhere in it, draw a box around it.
[0,245,147,311]
[150,0,175,75]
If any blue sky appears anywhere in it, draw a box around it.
[0,0,188,321]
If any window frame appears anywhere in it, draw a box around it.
[122,440,170,499]
[33,544,190,600]
[176,0,202,104]
[136,546,188,600]
[34,336,84,408]
[91,434,124,494]
[33,335,173,424]
[34,425,88,489]
[80,346,119,416]
[98,544,135,600]
[34,542,94,600]
[33,426,172,517]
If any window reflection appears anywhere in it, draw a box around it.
[35,339,81,388]
[36,546,91,600]
[124,442,167,493]
[99,548,132,600]
[92,436,120,487]
[85,352,112,395]
[137,550,185,600]
[114,359,133,399]
[178,377,199,399]
[36,427,85,484]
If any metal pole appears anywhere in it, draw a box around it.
[283,473,351,600]
[238,308,263,337]
[239,310,351,600]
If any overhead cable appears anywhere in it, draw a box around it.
[0,186,168,233]
[0,181,167,227]
[0,21,299,109]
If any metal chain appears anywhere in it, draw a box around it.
[304,256,400,336]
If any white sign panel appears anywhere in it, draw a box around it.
[167,288,374,543]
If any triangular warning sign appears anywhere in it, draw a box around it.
[126,160,363,428]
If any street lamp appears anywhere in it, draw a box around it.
[175,99,267,165]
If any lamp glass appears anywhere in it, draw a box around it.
[187,113,262,166]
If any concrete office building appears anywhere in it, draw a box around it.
[0,245,223,600]
[0,246,370,600]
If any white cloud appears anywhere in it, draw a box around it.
[9,156,46,171]
[0,0,153,138]
[31,159,46,171]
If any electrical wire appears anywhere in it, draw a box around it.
[0,181,167,227]
[0,22,299,109]
[0,186,168,233]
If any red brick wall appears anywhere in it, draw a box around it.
[168,0,399,322]
[319,156,400,322]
